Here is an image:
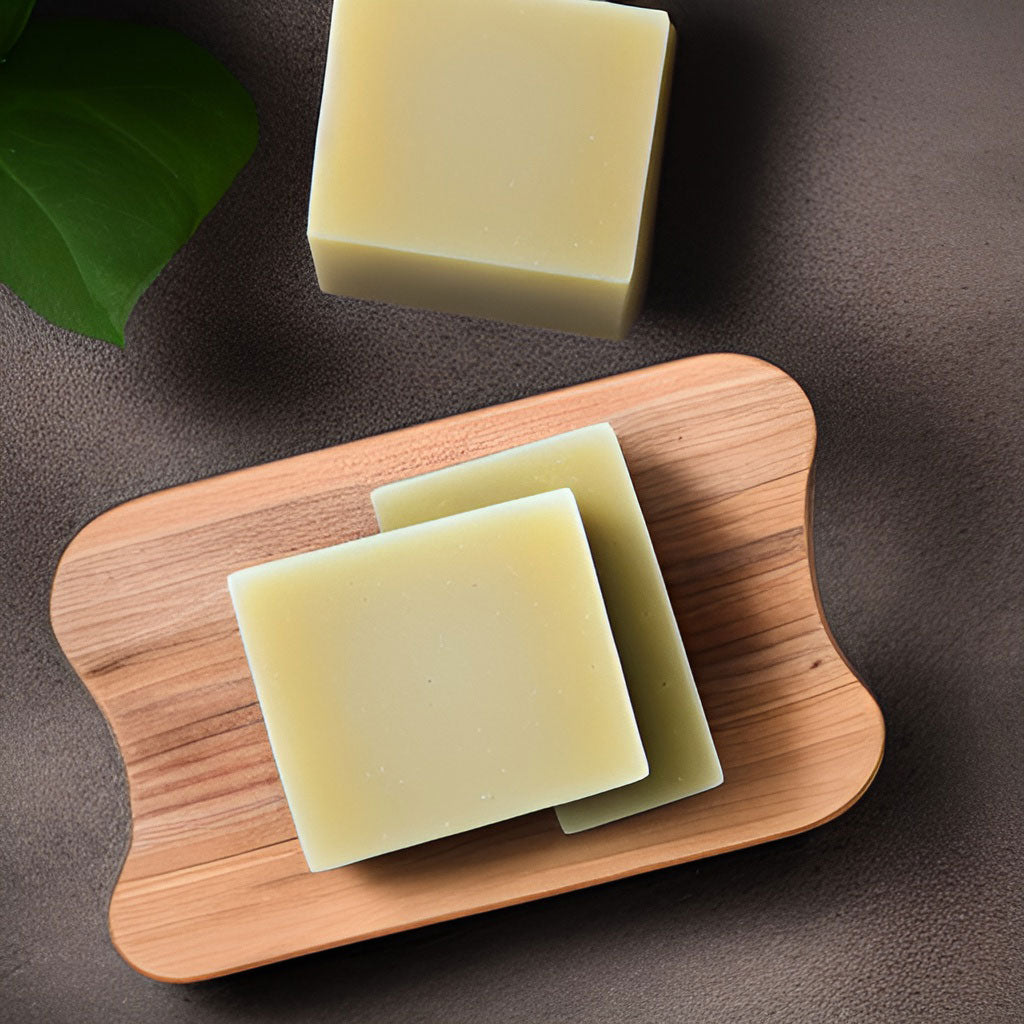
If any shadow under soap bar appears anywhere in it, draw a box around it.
[228,489,647,872]
[373,424,724,833]
[307,0,675,339]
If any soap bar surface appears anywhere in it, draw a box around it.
[228,489,647,871]
[308,0,675,339]
[373,424,723,833]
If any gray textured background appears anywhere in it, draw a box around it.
[2,1,1022,1020]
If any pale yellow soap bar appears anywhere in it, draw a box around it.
[373,424,723,834]
[228,489,647,871]
[307,0,675,339]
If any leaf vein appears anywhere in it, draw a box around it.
[72,96,189,190]
[0,150,118,338]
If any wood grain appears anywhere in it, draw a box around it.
[50,354,884,982]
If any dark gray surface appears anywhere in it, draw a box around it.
[2,0,1022,1020]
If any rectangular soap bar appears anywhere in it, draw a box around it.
[228,489,647,871]
[373,424,723,833]
[307,0,675,340]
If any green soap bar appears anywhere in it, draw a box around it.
[372,423,723,833]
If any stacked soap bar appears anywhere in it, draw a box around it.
[374,424,723,833]
[229,425,722,873]
[229,489,648,871]
[307,0,676,339]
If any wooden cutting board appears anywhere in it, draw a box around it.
[50,353,884,982]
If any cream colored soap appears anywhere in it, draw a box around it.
[372,424,723,834]
[307,0,675,339]
[228,489,647,871]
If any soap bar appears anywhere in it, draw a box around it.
[307,0,675,340]
[373,424,723,833]
[228,489,647,871]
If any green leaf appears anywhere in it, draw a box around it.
[0,18,257,346]
[0,0,36,58]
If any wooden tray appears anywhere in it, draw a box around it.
[50,353,884,982]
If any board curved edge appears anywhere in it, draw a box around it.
[738,358,885,835]
[755,355,884,826]
[800,458,886,822]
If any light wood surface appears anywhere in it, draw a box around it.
[49,354,884,982]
